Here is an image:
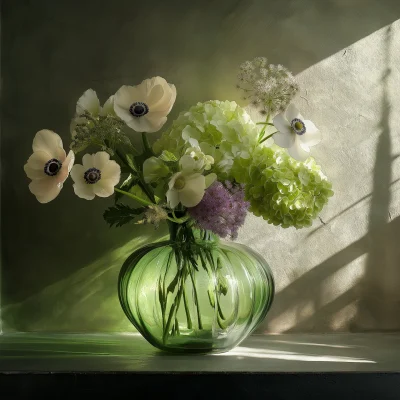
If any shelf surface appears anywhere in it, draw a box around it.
[1,333,399,373]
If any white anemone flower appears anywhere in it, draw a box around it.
[76,89,115,117]
[71,152,121,200]
[273,104,322,161]
[24,130,75,203]
[114,76,176,133]
[71,89,116,137]
[166,156,216,208]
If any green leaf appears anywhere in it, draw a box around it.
[154,181,168,201]
[159,150,178,162]
[128,184,151,208]
[103,203,145,228]
[125,153,138,173]
[115,174,139,203]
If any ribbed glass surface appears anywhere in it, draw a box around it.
[119,224,274,353]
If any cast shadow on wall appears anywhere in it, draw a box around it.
[262,25,400,333]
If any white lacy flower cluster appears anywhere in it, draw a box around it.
[237,56,299,116]
[153,100,259,179]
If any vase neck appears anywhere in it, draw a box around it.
[167,221,217,245]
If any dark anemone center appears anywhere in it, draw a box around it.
[44,159,62,176]
[291,118,306,135]
[129,102,149,118]
[84,167,101,184]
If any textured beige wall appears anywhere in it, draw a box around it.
[249,22,400,332]
[1,0,400,332]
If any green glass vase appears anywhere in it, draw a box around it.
[118,221,274,353]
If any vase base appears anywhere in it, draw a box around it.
[153,332,238,354]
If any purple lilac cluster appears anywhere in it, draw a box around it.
[188,181,250,239]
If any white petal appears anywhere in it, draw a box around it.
[273,131,295,148]
[205,173,217,188]
[65,150,75,173]
[29,178,62,203]
[303,119,318,134]
[76,89,100,116]
[93,151,110,170]
[147,81,176,113]
[70,164,86,184]
[124,114,161,133]
[166,84,177,114]
[136,76,163,97]
[143,114,168,132]
[114,85,144,111]
[146,84,165,109]
[154,83,176,114]
[287,140,311,161]
[168,172,180,189]
[100,95,115,116]
[55,162,71,185]
[166,188,180,208]
[273,113,292,135]
[82,154,95,169]
[179,174,206,207]
[299,121,322,147]
[24,165,45,180]
[54,147,67,162]
[25,150,50,170]
[73,183,95,200]
[285,104,304,121]
[101,160,121,186]
[32,130,63,156]
[93,180,115,197]
[179,155,196,172]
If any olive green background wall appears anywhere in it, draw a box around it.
[1,0,400,333]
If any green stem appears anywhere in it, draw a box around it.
[161,252,174,332]
[166,211,190,224]
[183,285,193,329]
[256,122,275,126]
[188,265,203,330]
[115,149,136,172]
[163,270,184,342]
[163,303,176,342]
[115,149,156,203]
[258,111,271,142]
[114,188,154,206]
[142,132,154,155]
[174,317,180,335]
[259,131,278,144]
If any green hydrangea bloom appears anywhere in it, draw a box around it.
[231,145,334,229]
[154,100,333,229]
[153,100,259,179]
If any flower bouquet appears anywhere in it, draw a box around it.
[24,57,333,353]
